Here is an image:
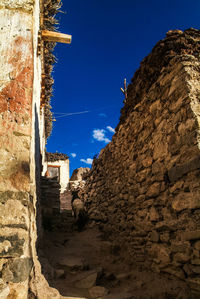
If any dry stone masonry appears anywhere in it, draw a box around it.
[69,168,90,194]
[41,176,74,232]
[82,28,200,294]
[41,176,61,230]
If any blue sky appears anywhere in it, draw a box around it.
[46,0,200,176]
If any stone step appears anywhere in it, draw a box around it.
[89,286,108,298]
[61,296,86,299]
[58,256,87,271]
[74,270,98,289]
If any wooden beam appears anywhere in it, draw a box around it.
[41,30,72,44]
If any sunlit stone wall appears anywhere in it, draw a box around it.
[83,29,200,294]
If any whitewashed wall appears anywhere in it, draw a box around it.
[43,159,70,193]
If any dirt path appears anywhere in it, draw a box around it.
[40,224,195,299]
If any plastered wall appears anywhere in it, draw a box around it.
[0,1,35,296]
[43,159,70,193]
[0,1,60,297]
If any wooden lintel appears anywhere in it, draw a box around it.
[41,30,72,44]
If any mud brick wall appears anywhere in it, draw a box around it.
[83,29,200,293]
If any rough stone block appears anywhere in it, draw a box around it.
[89,286,108,298]
[187,278,200,292]
[0,278,9,299]
[152,161,164,175]
[142,156,153,168]
[155,220,180,232]
[153,140,168,161]
[2,257,33,283]
[149,206,160,221]
[74,271,97,289]
[168,133,182,155]
[168,156,200,183]
[194,241,200,250]
[169,96,184,112]
[173,252,190,263]
[149,100,162,114]
[0,199,29,229]
[0,0,34,12]
[0,234,24,258]
[191,259,200,265]
[136,168,151,183]
[160,233,170,245]
[54,269,65,279]
[0,191,29,204]
[171,241,191,253]
[162,267,185,279]
[149,230,159,242]
[189,265,200,274]
[146,182,161,198]
[181,230,200,241]
[150,244,171,266]
[169,180,184,193]
[161,207,172,220]
[172,193,200,212]
[58,255,85,271]
[178,118,196,135]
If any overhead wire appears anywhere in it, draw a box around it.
[54,111,90,118]
[52,104,121,120]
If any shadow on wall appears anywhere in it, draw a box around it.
[34,104,62,235]
[34,104,43,246]
[34,104,64,288]
[34,104,54,288]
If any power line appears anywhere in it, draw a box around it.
[52,104,120,118]
[54,110,90,118]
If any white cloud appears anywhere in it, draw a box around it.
[71,153,76,158]
[106,126,115,133]
[104,137,111,143]
[93,129,105,141]
[93,129,110,143]
[80,158,93,165]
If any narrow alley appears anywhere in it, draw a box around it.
[40,220,193,299]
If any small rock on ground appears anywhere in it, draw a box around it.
[89,286,108,298]
[58,256,85,271]
[74,271,97,289]
[54,269,65,279]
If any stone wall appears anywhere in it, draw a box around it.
[69,167,90,195]
[0,1,61,298]
[82,29,200,293]
[41,176,61,230]
[41,177,74,232]
[0,0,36,297]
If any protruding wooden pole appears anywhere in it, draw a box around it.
[41,30,72,44]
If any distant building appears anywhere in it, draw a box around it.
[42,152,70,193]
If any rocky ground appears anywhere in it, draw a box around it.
[39,217,197,299]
